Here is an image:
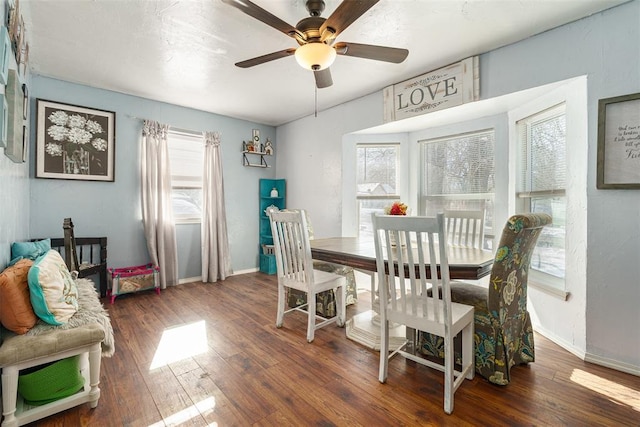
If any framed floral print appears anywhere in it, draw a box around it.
[35,99,116,181]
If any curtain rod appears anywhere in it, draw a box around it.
[126,114,204,137]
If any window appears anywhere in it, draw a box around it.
[167,130,203,223]
[516,103,566,282]
[419,130,495,249]
[356,144,399,239]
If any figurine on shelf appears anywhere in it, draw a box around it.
[264,138,274,155]
[246,141,255,152]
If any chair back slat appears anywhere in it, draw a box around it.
[373,213,451,327]
[444,209,485,249]
[268,210,314,290]
[63,218,80,272]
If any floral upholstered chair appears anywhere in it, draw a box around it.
[419,213,552,385]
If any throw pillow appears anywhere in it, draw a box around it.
[0,259,37,334]
[10,239,52,264]
[27,250,79,325]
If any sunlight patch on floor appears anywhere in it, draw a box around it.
[147,397,217,427]
[570,369,640,411]
[150,320,208,370]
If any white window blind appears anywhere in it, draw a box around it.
[420,129,495,249]
[518,106,566,194]
[168,130,204,222]
[356,144,400,239]
[516,103,566,282]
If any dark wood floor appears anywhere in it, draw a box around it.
[28,272,639,426]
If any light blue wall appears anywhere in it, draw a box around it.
[0,8,29,270]
[28,76,276,277]
[277,1,640,374]
[0,138,30,270]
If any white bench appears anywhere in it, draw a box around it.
[0,278,112,427]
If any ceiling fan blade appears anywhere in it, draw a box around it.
[320,0,379,41]
[314,68,333,88]
[334,42,408,63]
[235,48,296,68]
[222,0,299,38]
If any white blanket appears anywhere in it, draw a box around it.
[26,278,115,357]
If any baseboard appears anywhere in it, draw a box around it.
[535,325,640,377]
[178,268,261,284]
[533,325,586,360]
[232,267,259,275]
[584,353,640,377]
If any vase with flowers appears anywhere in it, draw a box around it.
[384,201,409,246]
[44,110,109,175]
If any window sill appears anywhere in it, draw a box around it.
[175,218,201,225]
[529,280,569,300]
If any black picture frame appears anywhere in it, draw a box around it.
[35,99,116,181]
[597,92,640,189]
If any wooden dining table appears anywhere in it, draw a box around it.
[310,237,494,280]
[309,237,495,350]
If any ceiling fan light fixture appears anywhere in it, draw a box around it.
[295,42,336,71]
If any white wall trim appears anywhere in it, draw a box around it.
[534,325,586,360]
[584,353,640,377]
[536,325,640,376]
[179,268,261,283]
[233,267,259,275]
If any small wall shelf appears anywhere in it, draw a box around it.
[243,151,271,168]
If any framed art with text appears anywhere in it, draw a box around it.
[597,92,640,189]
[36,99,116,181]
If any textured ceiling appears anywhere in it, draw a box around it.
[20,0,627,126]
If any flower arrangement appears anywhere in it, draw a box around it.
[385,202,408,216]
[45,110,108,174]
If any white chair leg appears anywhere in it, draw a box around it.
[444,334,454,415]
[1,366,19,427]
[307,292,316,343]
[88,344,102,408]
[378,318,389,383]
[462,321,475,380]
[276,283,285,328]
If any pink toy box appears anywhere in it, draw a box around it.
[107,263,160,304]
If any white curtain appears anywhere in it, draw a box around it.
[201,131,232,282]
[141,120,179,288]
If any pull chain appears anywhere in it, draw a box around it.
[314,85,318,118]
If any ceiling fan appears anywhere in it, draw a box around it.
[222,0,409,89]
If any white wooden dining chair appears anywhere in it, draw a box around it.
[443,209,485,249]
[373,213,474,414]
[268,209,346,343]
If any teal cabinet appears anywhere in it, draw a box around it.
[259,178,285,274]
